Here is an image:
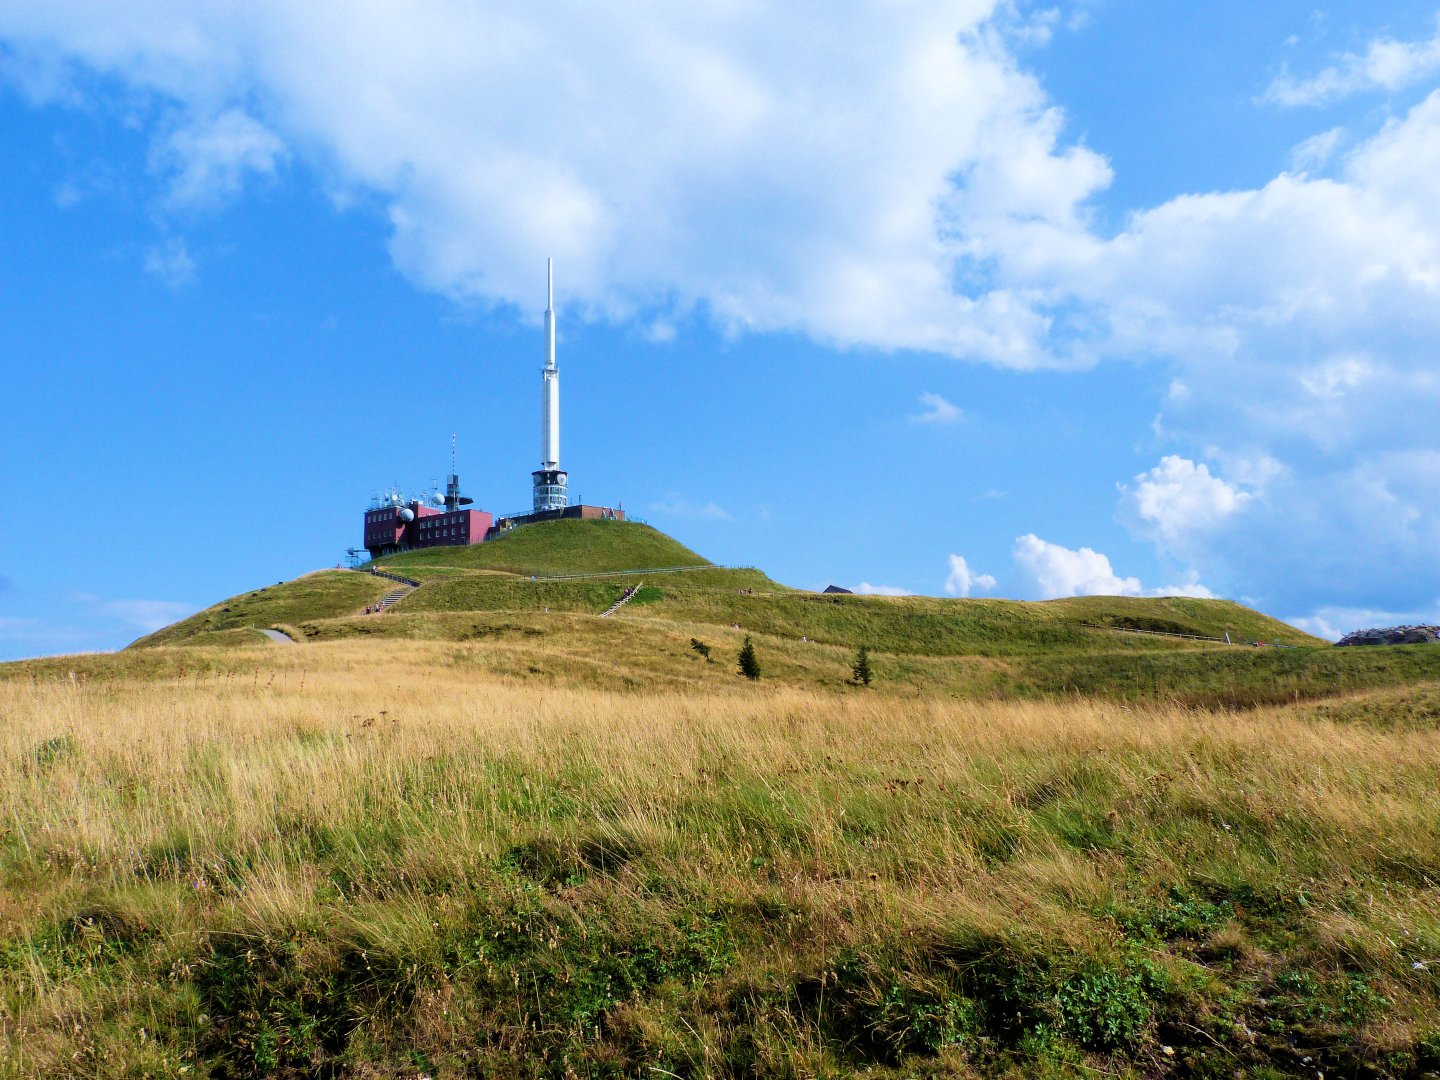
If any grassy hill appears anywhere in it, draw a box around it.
[377,518,714,577]
[126,518,1436,712]
[10,518,1440,1075]
[132,518,1316,656]
[130,569,392,647]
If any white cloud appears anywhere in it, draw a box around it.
[1285,602,1440,643]
[1289,127,1345,172]
[1122,456,1253,551]
[1010,535,1213,600]
[854,583,912,596]
[912,391,962,424]
[944,554,997,596]
[0,0,1113,365]
[1265,19,1440,106]
[155,108,285,208]
[1013,534,1142,599]
[7,3,1440,620]
[143,236,195,287]
[647,495,731,521]
[1152,570,1216,600]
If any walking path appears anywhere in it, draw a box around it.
[599,584,643,618]
[375,586,412,611]
[259,628,295,645]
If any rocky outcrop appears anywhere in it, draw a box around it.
[1336,625,1440,646]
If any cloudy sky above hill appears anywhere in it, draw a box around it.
[2,0,1438,654]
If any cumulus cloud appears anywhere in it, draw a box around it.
[1057,89,1440,615]
[912,391,962,424]
[944,554,997,596]
[1284,601,1440,643]
[1121,456,1253,552]
[854,583,912,596]
[1011,535,1213,600]
[1265,19,1440,106]
[1012,534,1142,599]
[1153,571,1217,600]
[0,0,1112,363]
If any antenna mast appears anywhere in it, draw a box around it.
[532,257,569,512]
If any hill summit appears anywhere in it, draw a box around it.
[120,518,1411,710]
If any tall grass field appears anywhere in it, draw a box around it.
[4,638,1440,1077]
[7,521,1440,1077]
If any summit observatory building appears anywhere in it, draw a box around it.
[360,260,624,560]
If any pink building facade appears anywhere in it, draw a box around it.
[363,502,495,559]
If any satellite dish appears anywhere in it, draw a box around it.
[399,508,415,523]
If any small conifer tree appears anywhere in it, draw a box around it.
[852,645,873,686]
[690,638,713,662]
[738,635,761,680]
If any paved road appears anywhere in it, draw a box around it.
[259,628,296,645]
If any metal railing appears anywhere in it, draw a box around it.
[534,565,750,582]
[1080,623,1299,648]
[352,567,422,588]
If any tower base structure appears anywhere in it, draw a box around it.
[532,468,569,513]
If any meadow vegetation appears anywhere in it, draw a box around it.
[377,520,712,578]
[4,638,1440,1077]
[134,572,391,648]
[8,520,1440,1075]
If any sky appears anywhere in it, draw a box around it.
[4,0,1440,658]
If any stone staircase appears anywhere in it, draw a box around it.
[599,584,642,618]
[375,586,412,611]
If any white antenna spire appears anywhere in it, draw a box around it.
[540,258,560,469]
[544,257,556,372]
[451,432,456,474]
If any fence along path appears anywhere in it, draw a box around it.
[536,564,749,582]
[1080,623,1297,648]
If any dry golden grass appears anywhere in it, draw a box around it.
[3,640,1440,1077]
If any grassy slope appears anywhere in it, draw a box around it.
[134,520,1317,661]
[130,570,390,647]
[4,641,1440,1078]
[626,589,1318,658]
[377,518,714,577]
[124,518,1389,709]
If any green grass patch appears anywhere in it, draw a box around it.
[130,571,388,648]
[378,518,711,577]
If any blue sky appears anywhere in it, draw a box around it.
[5,0,1440,657]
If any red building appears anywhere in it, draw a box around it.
[363,501,494,559]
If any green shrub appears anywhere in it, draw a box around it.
[852,645,873,686]
[738,635,761,680]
